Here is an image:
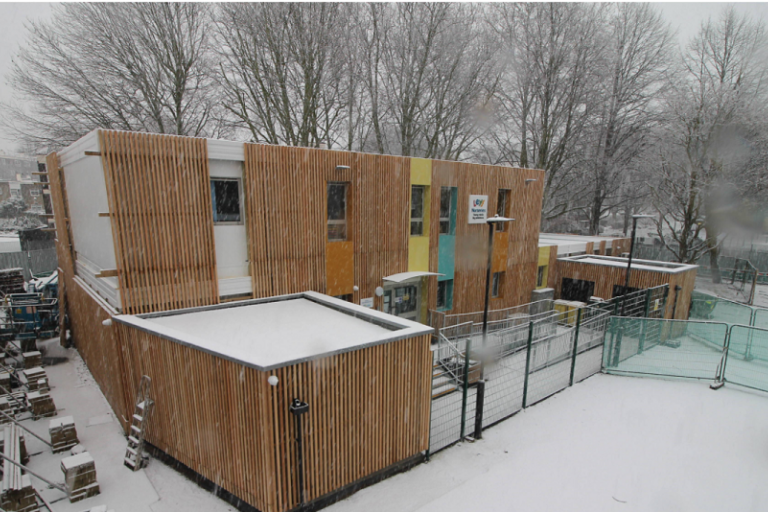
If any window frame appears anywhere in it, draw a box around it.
[439,187,453,235]
[410,185,425,236]
[496,189,511,231]
[436,279,453,310]
[537,266,546,288]
[327,181,349,242]
[492,271,504,298]
[210,177,244,225]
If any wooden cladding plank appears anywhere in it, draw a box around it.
[46,152,76,278]
[117,324,431,512]
[429,160,545,315]
[98,130,218,314]
[243,145,410,306]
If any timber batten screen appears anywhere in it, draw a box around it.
[99,130,219,314]
[114,293,433,512]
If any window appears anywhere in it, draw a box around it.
[492,272,504,298]
[496,189,510,231]
[537,266,546,287]
[410,186,425,236]
[327,182,348,241]
[605,248,613,256]
[30,189,40,197]
[437,280,453,310]
[10,189,20,199]
[333,294,353,302]
[439,187,453,235]
[211,179,242,223]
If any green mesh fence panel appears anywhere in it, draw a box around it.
[723,326,768,392]
[754,309,768,330]
[689,291,753,325]
[603,317,728,380]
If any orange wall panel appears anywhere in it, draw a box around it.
[326,241,354,296]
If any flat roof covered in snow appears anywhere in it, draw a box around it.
[559,254,698,274]
[114,291,433,371]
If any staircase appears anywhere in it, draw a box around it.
[124,376,153,471]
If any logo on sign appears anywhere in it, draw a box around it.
[468,195,489,224]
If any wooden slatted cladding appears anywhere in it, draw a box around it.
[67,278,130,425]
[98,130,218,314]
[428,160,545,314]
[46,153,76,278]
[554,260,697,319]
[116,323,432,512]
[243,144,410,306]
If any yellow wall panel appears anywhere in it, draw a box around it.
[408,236,430,272]
[410,158,432,185]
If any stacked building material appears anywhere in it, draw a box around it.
[26,391,56,418]
[0,370,11,390]
[0,424,36,512]
[21,352,41,370]
[0,269,25,297]
[61,452,100,503]
[49,416,78,453]
[0,397,10,424]
[0,425,29,465]
[21,368,47,393]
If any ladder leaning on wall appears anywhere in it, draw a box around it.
[124,375,153,471]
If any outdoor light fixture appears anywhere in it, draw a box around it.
[290,398,310,505]
[102,319,112,327]
[473,214,515,441]
[267,375,279,386]
[620,214,656,316]
[525,179,538,184]
[335,165,350,171]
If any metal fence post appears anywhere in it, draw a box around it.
[459,338,472,441]
[569,308,582,386]
[522,321,534,408]
[638,289,652,353]
[611,322,624,367]
[473,380,485,440]
[717,325,734,385]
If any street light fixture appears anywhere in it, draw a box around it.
[482,215,515,346]
[620,214,655,316]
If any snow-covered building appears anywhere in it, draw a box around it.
[46,129,545,511]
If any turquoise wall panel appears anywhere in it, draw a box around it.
[438,235,455,281]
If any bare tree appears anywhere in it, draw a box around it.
[216,3,353,148]
[4,3,222,153]
[579,3,675,235]
[655,7,768,276]
[491,3,607,222]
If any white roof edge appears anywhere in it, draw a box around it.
[113,291,434,372]
[383,271,444,283]
[559,255,698,274]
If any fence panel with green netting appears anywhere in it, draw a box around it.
[722,326,768,391]
[603,317,729,380]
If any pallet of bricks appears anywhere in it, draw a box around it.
[49,416,78,453]
[61,452,100,502]
[0,424,36,512]
[0,269,25,298]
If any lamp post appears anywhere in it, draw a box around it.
[482,215,515,346]
[471,214,513,441]
[620,214,655,316]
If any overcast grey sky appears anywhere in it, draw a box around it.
[0,2,767,155]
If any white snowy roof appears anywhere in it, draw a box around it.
[559,255,698,274]
[115,291,433,371]
[539,233,626,255]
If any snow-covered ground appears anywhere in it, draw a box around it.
[329,374,768,512]
[19,339,234,512]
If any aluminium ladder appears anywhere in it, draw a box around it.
[124,375,153,471]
